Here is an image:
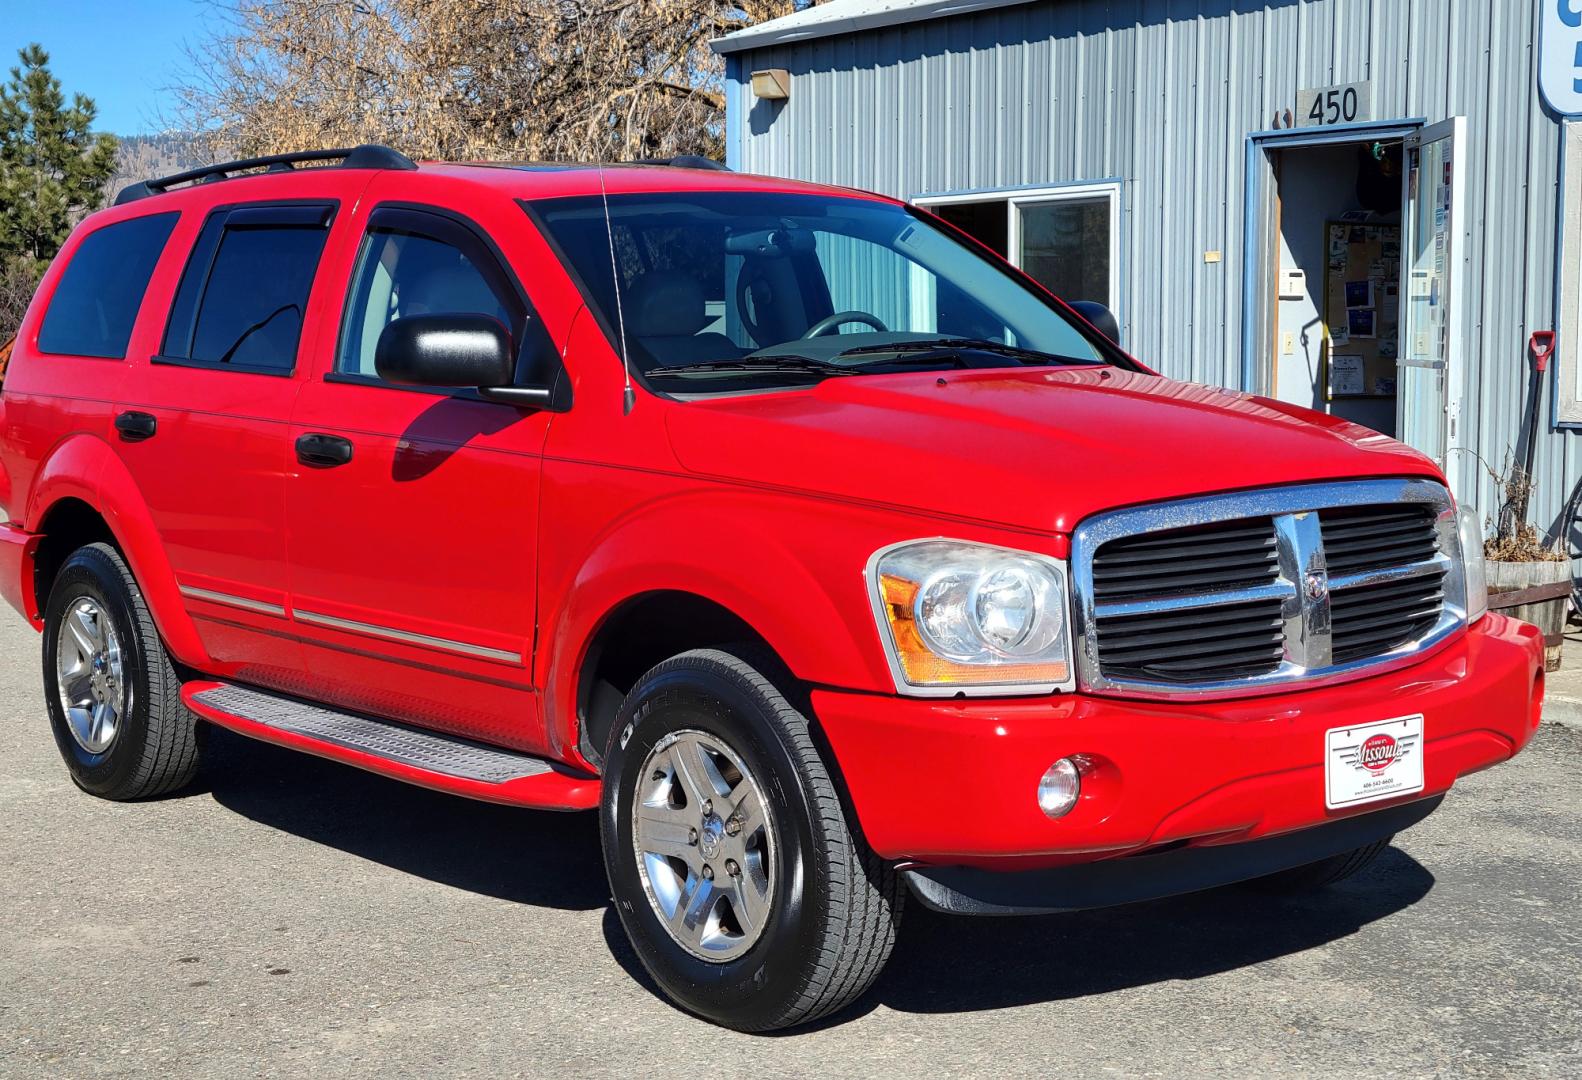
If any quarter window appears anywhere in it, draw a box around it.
[161,204,335,373]
[338,208,525,380]
[37,213,178,359]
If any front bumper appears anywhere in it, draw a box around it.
[907,794,1443,914]
[813,612,1543,878]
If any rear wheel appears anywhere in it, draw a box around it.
[42,543,199,800]
[600,648,902,1031]
[1246,837,1393,893]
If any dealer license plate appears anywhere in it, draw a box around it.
[1324,714,1426,810]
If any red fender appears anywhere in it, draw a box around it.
[536,485,976,765]
[25,434,210,667]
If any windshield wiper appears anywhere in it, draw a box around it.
[648,355,861,378]
[836,337,1099,367]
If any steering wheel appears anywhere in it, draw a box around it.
[802,310,889,339]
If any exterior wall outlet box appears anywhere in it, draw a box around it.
[1279,268,1306,301]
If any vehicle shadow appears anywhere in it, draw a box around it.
[199,725,608,912]
[199,725,1436,1021]
[600,847,1436,1029]
[867,847,1434,1016]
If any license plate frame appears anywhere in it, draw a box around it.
[1324,714,1426,810]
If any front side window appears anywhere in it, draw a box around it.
[529,191,1111,394]
[338,208,524,379]
[161,204,334,373]
[37,212,179,358]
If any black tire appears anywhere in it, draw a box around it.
[600,647,902,1031]
[1246,837,1393,893]
[41,542,199,800]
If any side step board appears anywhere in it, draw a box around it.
[183,681,599,811]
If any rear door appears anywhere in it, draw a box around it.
[115,198,343,689]
[284,193,556,751]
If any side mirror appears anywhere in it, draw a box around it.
[375,314,514,389]
[1068,300,1121,345]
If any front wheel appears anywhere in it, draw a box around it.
[600,648,903,1031]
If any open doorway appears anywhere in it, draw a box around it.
[1266,138,1405,437]
[1249,118,1467,474]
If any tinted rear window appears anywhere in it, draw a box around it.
[161,205,334,372]
[37,213,178,358]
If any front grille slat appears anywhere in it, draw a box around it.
[1096,618,1283,651]
[1320,505,1439,576]
[1083,490,1453,692]
[1089,517,1284,684]
[1321,505,1443,663]
[1100,627,1290,661]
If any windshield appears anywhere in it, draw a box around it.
[527,191,1110,391]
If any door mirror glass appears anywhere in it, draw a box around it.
[1068,300,1120,344]
[374,314,514,389]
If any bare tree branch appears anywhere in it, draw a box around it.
[176,0,818,163]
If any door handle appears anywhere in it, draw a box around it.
[114,411,157,441]
[296,433,354,468]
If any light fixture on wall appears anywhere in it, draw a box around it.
[751,69,791,101]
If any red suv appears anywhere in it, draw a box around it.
[0,146,1543,1030]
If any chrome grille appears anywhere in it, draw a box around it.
[1072,479,1467,699]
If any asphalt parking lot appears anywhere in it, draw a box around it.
[1,610,1579,1078]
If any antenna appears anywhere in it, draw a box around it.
[598,163,636,415]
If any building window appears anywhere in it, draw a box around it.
[915,181,1122,322]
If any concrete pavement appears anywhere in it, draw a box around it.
[1,609,1579,1078]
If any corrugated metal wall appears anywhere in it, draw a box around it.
[726,0,1578,536]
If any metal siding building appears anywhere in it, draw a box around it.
[717,0,1579,536]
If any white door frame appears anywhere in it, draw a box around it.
[1396,116,1468,473]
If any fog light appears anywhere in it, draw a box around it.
[1037,758,1081,818]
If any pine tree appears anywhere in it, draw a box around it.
[0,44,119,266]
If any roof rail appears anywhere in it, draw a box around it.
[114,144,418,206]
[623,155,732,172]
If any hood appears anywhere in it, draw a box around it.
[663,367,1440,534]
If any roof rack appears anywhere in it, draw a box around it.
[622,155,732,172]
[114,144,418,206]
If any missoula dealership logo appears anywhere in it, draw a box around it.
[1358,733,1399,772]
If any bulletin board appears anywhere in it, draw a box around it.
[1322,219,1401,400]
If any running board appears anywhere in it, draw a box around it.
[183,681,599,810]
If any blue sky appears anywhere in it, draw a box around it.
[2,1,216,135]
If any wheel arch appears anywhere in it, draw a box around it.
[570,589,795,770]
[26,435,208,666]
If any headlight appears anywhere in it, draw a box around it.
[868,540,1073,695]
[1457,506,1488,624]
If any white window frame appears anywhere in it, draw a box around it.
[912,180,1124,331]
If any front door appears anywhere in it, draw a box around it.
[285,196,555,751]
[1396,117,1466,472]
